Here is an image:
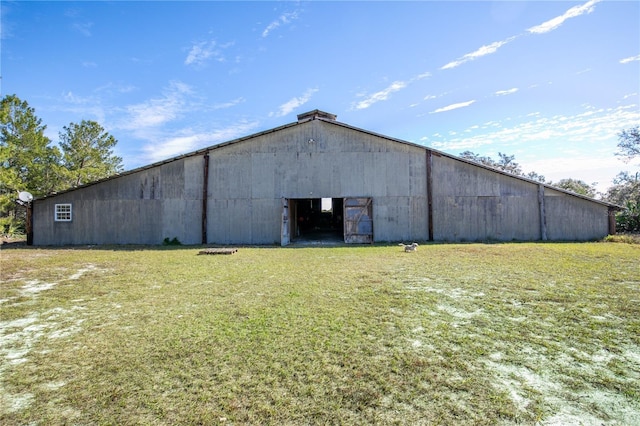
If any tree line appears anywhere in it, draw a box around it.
[1,94,639,235]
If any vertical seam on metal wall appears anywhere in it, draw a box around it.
[426,150,434,241]
[538,184,547,241]
[202,153,209,244]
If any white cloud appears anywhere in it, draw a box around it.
[431,100,476,113]
[620,55,640,64]
[271,88,318,117]
[95,82,136,94]
[143,121,259,163]
[425,103,640,191]
[59,91,107,125]
[122,81,192,130]
[439,1,600,71]
[525,155,622,192]
[262,11,299,38]
[212,97,245,110]
[527,0,600,35]
[352,71,431,110]
[185,40,231,66]
[441,38,515,70]
[353,81,408,110]
[495,88,519,96]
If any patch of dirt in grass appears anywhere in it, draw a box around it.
[0,265,101,416]
[402,267,640,425]
[493,335,640,424]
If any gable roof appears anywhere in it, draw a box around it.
[35,110,620,209]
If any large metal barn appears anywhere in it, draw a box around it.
[31,110,617,246]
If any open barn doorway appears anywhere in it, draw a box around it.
[291,198,344,244]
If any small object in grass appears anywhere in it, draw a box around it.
[198,248,238,255]
[399,242,418,252]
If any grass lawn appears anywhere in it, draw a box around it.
[1,242,639,425]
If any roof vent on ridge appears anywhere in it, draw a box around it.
[297,110,337,123]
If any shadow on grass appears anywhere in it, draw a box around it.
[3,234,636,252]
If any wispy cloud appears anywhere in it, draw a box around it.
[262,11,299,38]
[439,1,599,71]
[213,97,245,110]
[620,55,640,64]
[353,81,407,110]
[72,21,93,37]
[431,100,476,114]
[527,0,600,34]
[142,120,260,163]
[271,88,318,117]
[495,88,519,96]
[57,91,107,125]
[122,81,192,130]
[185,40,233,66]
[95,82,136,95]
[352,71,431,110]
[441,38,515,70]
[426,103,639,157]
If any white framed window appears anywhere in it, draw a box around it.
[54,204,72,222]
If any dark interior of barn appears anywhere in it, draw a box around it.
[293,198,343,242]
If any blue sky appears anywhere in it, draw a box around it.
[2,0,639,193]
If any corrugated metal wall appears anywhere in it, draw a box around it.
[33,156,204,245]
[431,156,541,241]
[205,120,428,244]
[32,117,612,245]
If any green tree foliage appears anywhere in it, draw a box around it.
[554,178,597,198]
[59,120,124,188]
[608,176,640,232]
[605,172,640,206]
[525,171,547,184]
[496,152,523,176]
[615,126,640,162]
[459,151,497,168]
[459,151,545,182]
[605,125,640,232]
[0,95,63,234]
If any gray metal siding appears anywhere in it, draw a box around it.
[33,157,204,245]
[432,156,542,241]
[31,117,613,246]
[205,120,428,244]
[544,189,609,240]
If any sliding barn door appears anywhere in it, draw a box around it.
[344,197,373,244]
